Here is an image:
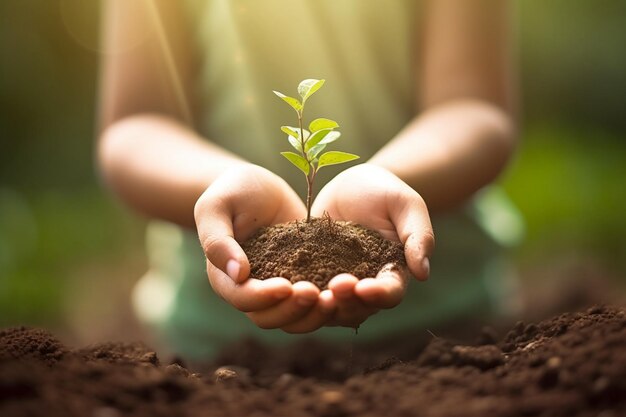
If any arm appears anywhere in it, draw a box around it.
[98,1,325,330]
[98,116,244,229]
[369,0,518,212]
[311,0,517,326]
[98,0,243,228]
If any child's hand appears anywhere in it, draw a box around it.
[195,164,333,330]
[311,164,435,328]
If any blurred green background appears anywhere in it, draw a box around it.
[1,1,625,340]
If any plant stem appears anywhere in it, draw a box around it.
[305,171,315,222]
[298,111,314,222]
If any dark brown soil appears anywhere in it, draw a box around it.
[241,217,406,289]
[2,306,625,416]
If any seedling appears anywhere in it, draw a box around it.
[274,79,359,222]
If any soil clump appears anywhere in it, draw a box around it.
[242,217,406,289]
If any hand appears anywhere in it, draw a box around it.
[311,163,435,327]
[194,164,336,331]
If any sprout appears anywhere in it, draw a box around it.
[274,79,359,222]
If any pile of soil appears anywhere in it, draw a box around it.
[242,217,406,289]
[1,306,625,416]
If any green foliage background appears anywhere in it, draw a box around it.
[0,1,625,333]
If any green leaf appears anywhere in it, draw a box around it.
[281,126,299,138]
[283,126,310,139]
[273,91,302,113]
[317,151,359,170]
[282,126,309,151]
[318,131,341,145]
[304,128,332,152]
[281,152,310,175]
[297,79,325,103]
[309,118,339,132]
[288,135,302,151]
[300,128,311,140]
[307,143,327,160]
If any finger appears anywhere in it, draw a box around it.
[328,274,370,314]
[328,276,379,327]
[319,289,336,312]
[390,192,435,281]
[327,302,378,328]
[207,260,291,312]
[280,290,337,333]
[354,265,408,309]
[246,281,319,329]
[195,194,250,284]
[328,274,360,300]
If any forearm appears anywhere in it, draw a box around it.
[368,99,517,213]
[97,114,246,228]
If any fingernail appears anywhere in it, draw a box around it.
[226,259,240,281]
[421,257,430,279]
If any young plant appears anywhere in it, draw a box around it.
[274,79,359,222]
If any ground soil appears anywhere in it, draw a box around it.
[241,217,406,289]
[1,305,625,417]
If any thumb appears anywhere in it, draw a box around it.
[194,197,250,284]
[390,189,435,281]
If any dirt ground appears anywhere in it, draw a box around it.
[1,305,624,417]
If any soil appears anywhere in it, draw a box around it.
[1,305,625,417]
[241,217,406,289]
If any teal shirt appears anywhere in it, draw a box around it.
[131,0,524,359]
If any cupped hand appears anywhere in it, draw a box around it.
[311,163,435,327]
[195,164,336,331]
